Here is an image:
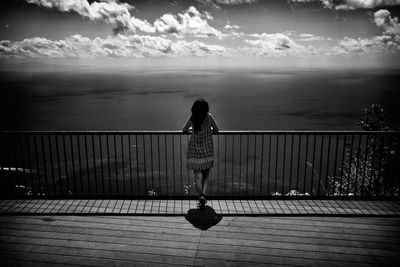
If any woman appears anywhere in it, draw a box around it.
[183,99,219,209]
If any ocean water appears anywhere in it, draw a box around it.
[1,67,399,131]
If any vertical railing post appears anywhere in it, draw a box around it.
[26,135,35,195]
[69,134,76,195]
[303,134,309,195]
[347,134,355,196]
[339,135,347,196]
[62,135,70,196]
[274,135,279,195]
[296,135,301,195]
[310,134,316,196]
[354,134,362,196]
[317,135,324,196]
[77,135,84,195]
[231,134,235,196]
[114,134,119,195]
[253,135,257,196]
[128,135,133,195]
[260,134,264,196]
[121,134,126,196]
[40,135,49,196]
[55,135,62,196]
[47,135,56,195]
[282,134,286,195]
[324,134,331,196]
[238,134,242,196]
[84,135,91,195]
[92,134,98,196]
[288,134,294,195]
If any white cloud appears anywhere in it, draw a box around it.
[199,0,259,6]
[290,0,400,10]
[0,32,325,59]
[224,24,240,30]
[373,9,400,35]
[222,24,243,38]
[323,0,400,10]
[153,6,221,38]
[242,33,318,56]
[332,35,399,54]
[332,9,400,54]
[25,1,220,38]
[0,34,229,58]
[298,33,329,41]
[214,0,259,4]
[26,0,154,34]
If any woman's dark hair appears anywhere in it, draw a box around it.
[190,98,209,132]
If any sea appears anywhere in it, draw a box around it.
[1,64,399,131]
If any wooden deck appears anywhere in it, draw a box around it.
[1,199,400,215]
[1,200,400,266]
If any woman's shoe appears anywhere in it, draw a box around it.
[198,194,207,210]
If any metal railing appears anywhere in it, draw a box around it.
[1,131,399,199]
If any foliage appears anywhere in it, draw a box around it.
[327,104,399,196]
[358,104,391,131]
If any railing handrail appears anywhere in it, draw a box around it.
[2,130,400,135]
[1,130,399,198]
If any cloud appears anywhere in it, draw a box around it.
[26,0,154,34]
[242,33,318,56]
[290,0,400,10]
[222,24,243,38]
[297,33,329,41]
[0,34,229,58]
[332,9,400,54]
[0,32,325,59]
[153,6,221,38]
[199,0,259,6]
[25,1,220,38]
[224,24,240,30]
[332,35,400,54]
[323,0,400,10]
[373,9,400,35]
[213,0,259,4]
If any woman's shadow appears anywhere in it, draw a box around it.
[185,206,222,230]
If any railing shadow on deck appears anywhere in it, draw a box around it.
[0,131,399,199]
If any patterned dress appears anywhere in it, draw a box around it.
[187,114,214,171]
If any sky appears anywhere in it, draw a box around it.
[0,0,400,68]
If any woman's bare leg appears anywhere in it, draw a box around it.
[201,168,210,196]
[194,170,203,198]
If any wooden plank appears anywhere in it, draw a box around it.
[0,250,187,267]
[0,234,197,259]
[196,243,397,265]
[0,259,74,267]
[194,258,290,267]
[228,217,400,231]
[0,228,198,251]
[194,250,376,267]
[199,236,399,258]
[200,229,399,250]
[0,217,200,237]
[0,221,199,243]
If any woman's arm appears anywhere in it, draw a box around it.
[209,113,219,133]
[182,118,191,133]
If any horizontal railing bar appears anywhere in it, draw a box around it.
[2,130,400,135]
